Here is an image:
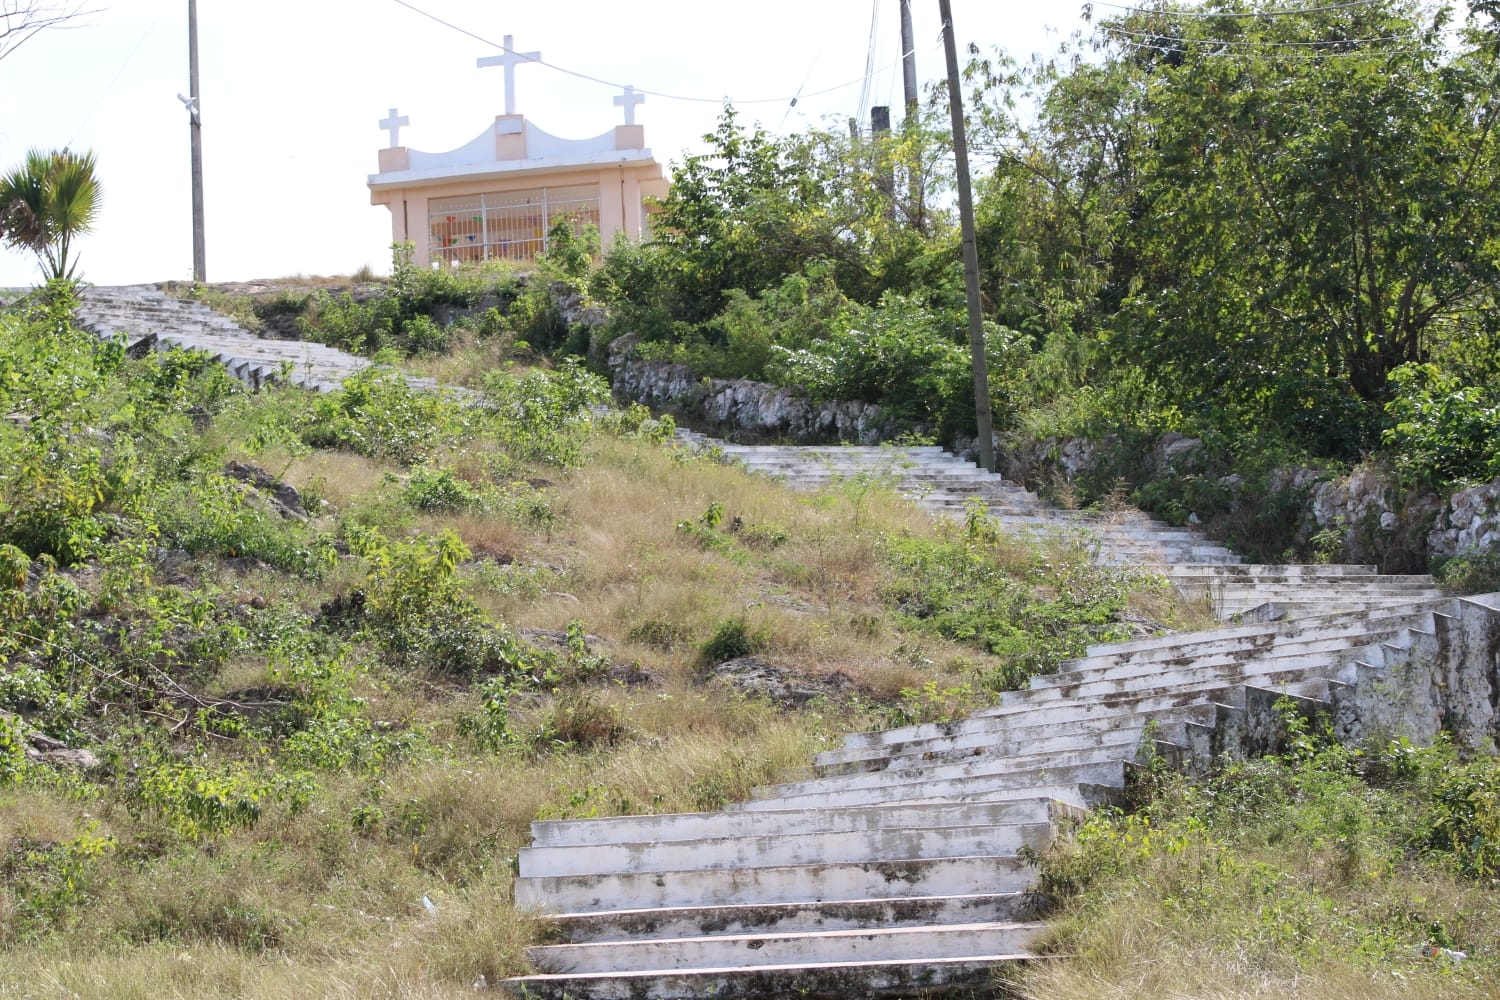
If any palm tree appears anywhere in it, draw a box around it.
[0,147,101,282]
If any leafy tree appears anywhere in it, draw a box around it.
[968,0,1500,460]
[1118,2,1499,440]
[0,147,102,282]
[641,107,953,328]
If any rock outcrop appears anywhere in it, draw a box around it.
[608,334,893,444]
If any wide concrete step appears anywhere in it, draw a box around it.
[528,920,1040,974]
[529,795,1067,849]
[1167,563,1386,580]
[1000,653,1352,708]
[504,954,1031,999]
[816,704,1212,770]
[1032,622,1415,692]
[1064,603,1442,667]
[741,760,1127,812]
[813,715,1163,776]
[515,854,1035,913]
[1207,592,1444,619]
[519,821,1053,878]
[757,739,1138,804]
[545,892,1037,943]
[829,676,1338,765]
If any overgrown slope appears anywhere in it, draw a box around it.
[1,283,1183,997]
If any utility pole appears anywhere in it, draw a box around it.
[900,0,924,230]
[939,0,995,473]
[871,105,895,219]
[187,0,205,282]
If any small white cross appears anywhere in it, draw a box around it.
[613,85,645,126]
[477,34,541,117]
[380,108,409,148]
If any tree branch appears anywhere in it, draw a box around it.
[0,2,99,63]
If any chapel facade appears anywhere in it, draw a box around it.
[367,37,667,268]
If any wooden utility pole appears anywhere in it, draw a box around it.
[900,0,924,229]
[939,0,994,473]
[187,0,205,282]
[871,105,895,219]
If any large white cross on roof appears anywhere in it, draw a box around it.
[379,108,409,148]
[613,85,645,126]
[477,34,541,117]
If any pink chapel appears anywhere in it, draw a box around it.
[367,35,668,267]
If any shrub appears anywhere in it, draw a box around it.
[0,712,26,786]
[302,364,471,465]
[133,761,278,840]
[1436,548,1500,595]
[1383,363,1500,490]
[145,470,329,574]
[700,616,767,665]
[767,291,978,433]
[403,465,488,513]
[481,358,610,467]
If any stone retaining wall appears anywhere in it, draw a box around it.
[607,334,894,444]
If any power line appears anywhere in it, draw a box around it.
[1092,0,1384,17]
[1103,30,1440,57]
[67,17,159,148]
[1102,23,1418,47]
[857,0,880,121]
[388,0,926,110]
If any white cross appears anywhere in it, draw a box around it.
[613,85,645,126]
[477,34,541,117]
[380,108,410,148]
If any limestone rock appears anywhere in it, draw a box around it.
[225,461,306,520]
[25,746,102,770]
[1153,433,1203,472]
[702,656,853,708]
[607,337,894,444]
[1430,478,1500,559]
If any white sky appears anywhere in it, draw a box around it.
[0,1,1092,287]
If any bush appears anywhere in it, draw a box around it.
[0,712,26,786]
[1383,363,1500,490]
[302,364,472,465]
[700,616,767,665]
[768,291,974,432]
[1436,549,1500,595]
[481,358,609,467]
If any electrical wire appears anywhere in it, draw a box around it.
[66,17,158,147]
[1102,28,1441,57]
[856,0,881,123]
[1092,0,1384,17]
[1102,23,1417,46]
[388,0,925,108]
[779,42,826,131]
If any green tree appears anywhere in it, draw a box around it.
[1124,2,1500,447]
[970,0,1500,458]
[0,147,102,282]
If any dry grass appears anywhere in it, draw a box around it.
[0,412,1216,997]
[400,329,515,388]
[281,451,390,514]
[473,435,1025,695]
[1021,918,1498,1000]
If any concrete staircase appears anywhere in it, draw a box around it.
[503,444,1498,999]
[74,284,443,394]
[54,291,1489,996]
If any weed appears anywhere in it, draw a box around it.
[700,616,768,666]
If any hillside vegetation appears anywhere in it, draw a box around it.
[578,0,1498,572]
[4,1,1500,995]
[0,279,1197,996]
[2,271,1497,996]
